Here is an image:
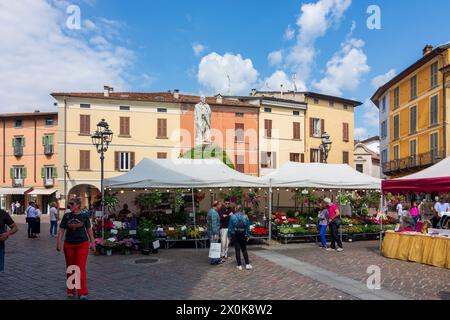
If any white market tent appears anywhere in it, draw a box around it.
[261,162,381,189]
[105,158,266,188]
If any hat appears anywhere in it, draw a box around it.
[323,197,332,204]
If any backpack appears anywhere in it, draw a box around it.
[234,215,246,235]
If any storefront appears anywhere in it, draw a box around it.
[27,188,58,214]
[0,187,32,214]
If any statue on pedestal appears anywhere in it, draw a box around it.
[194,95,211,146]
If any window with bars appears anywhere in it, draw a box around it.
[120,117,130,136]
[157,118,168,138]
[79,115,90,135]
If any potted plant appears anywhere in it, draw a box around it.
[137,218,155,255]
[103,240,116,256]
[135,191,162,215]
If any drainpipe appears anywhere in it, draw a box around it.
[442,58,448,158]
[3,119,5,183]
[64,96,68,207]
[34,118,37,183]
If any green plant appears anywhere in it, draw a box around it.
[135,191,162,214]
[181,145,235,169]
[137,218,155,249]
[95,192,119,214]
[174,189,184,214]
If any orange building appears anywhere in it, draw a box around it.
[179,94,259,176]
[0,111,58,214]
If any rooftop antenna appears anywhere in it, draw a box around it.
[226,74,231,95]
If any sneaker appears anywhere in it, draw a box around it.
[336,248,344,252]
[245,264,253,270]
[79,295,88,300]
[326,248,334,251]
[236,266,243,271]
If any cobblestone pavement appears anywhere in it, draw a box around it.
[1,217,449,300]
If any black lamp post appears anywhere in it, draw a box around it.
[91,119,113,238]
[319,131,332,163]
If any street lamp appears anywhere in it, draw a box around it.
[319,131,332,163]
[91,119,113,238]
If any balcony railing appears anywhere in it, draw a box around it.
[383,150,444,175]
[44,144,54,155]
[44,178,54,187]
[13,178,24,187]
[14,145,23,157]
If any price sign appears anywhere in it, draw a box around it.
[153,240,160,249]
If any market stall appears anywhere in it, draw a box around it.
[381,157,450,268]
[102,158,269,252]
[261,162,383,243]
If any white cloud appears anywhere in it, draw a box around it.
[197,52,259,95]
[192,43,207,56]
[286,0,352,82]
[354,127,368,139]
[0,0,134,112]
[90,35,109,47]
[268,50,283,66]
[261,70,307,92]
[284,25,295,40]
[372,69,397,88]
[83,19,97,30]
[313,38,370,96]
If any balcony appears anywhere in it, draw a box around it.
[44,144,54,155]
[13,178,24,187]
[383,150,444,176]
[14,145,23,157]
[44,178,54,187]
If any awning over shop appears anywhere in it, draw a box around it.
[28,189,57,196]
[261,162,381,189]
[105,158,266,188]
[0,187,32,195]
[382,156,450,193]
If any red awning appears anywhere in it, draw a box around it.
[382,177,450,194]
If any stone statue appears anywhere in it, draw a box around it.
[194,95,211,146]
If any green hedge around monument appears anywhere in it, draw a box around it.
[180,145,235,169]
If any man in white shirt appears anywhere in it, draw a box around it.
[396,202,403,222]
[434,198,450,228]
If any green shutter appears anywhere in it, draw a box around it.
[10,168,14,179]
[49,135,54,145]
[22,168,27,178]
[42,136,45,146]
[52,167,58,178]
[22,138,25,147]
[12,138,15,147]
[41,167,45,178]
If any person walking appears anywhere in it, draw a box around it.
[10,202,15,216]
[34,204,42,237]
[26,202,37,238]
[0,209,18,273]
[324,198,343,252]
[228,205,252,270]
[207,201,222,265]
[396,200,404,222]
[219,200,232,260]
[56,197,96,300]
[49,202,59,237]
[317,202,329,249]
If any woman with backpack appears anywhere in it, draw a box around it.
[228,205,252,270]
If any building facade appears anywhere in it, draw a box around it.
[371,43,450,178]
[354,136,381,178]
[0,112,58,214]
[251,91,361,168]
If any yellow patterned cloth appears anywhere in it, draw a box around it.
[382,231,450,269]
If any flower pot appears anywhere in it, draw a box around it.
[106,249,113,256]
[141,249,151,255]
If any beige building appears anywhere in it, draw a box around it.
[251,91,361,167]
[354,136,381,178]
[52,88,182,207]
[230,95,307,175]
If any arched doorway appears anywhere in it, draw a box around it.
[68,184,101,209]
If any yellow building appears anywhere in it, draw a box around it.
[250,91,361,168]
[231,95,307,175]
[52,88,182,207]
[371,43,450,178]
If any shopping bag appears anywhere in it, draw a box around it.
[208,242,221,259]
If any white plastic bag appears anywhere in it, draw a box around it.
[208,242,221,259]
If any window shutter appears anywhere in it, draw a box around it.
[22,138,25,147]
[130,152,135,169]
[126,118,130,135]
[42,136,45,146]
[23,168,27,178]
[115,152,120,171]
[80,115,84,134]
[163,119,167,137]
[41,167,45,178]
[85,151,90,170]
[309,118,314,137]
[301,154,305,163]
[10,168,14,179]
[12,138,15,147]
[52,167,58,178]
[293,122,300,140]
[49,135,54,145]
[321,119,325,134]
[310,150,314,162]
[265,120,272,138]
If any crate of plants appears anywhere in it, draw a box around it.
[250,225,269,238]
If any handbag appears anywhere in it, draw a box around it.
[208,242,221,259]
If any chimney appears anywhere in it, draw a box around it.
[103,86,110,97]
[423,44,433,56]
[173,89,180,99]
[251,88,257,96]
[216,94,223,104]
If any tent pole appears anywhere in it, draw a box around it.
[380,192,384,254]
[268,184,273,246]
[192,189,196,229]
[340,188,343,245]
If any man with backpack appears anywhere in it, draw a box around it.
[228,205,252,270]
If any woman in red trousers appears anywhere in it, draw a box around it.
[56,197,95,300]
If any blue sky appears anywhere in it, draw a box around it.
[1,0,449,139]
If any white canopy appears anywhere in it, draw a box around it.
[395,156,450,180]
[0,187,32,195]
[105,158,267,189]
[262,162,381,189]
